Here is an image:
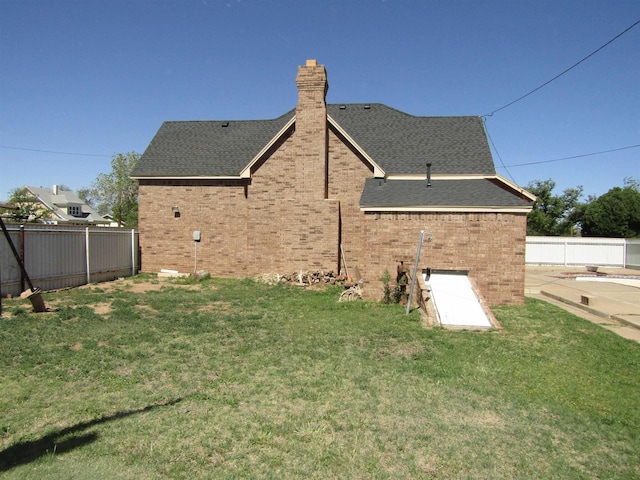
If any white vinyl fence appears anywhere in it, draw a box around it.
[1,224,139,296]
[526,236,640,269]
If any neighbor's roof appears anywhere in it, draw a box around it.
[359,178,532,211]
[132,104,495,178]
[26,186,109,224]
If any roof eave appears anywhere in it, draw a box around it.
[489,174,537,202]
[360,205,533,213]
[386,174,489,181]
[132,175,245,181]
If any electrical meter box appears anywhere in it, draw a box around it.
[193,231,201,242]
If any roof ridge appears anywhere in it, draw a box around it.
[162,109,296,124]
[328,103,481,120]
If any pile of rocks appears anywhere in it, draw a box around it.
[256,270,352,287]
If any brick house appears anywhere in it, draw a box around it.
[132,60,534,305]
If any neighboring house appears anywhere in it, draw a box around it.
[24,185,110,225]
[132,60,535,305]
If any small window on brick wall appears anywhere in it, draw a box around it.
[68,206,81,217]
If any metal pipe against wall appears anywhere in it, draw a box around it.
[406,230,425,315]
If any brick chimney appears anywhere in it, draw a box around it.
[295,59,328,199]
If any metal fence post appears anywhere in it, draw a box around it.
[131,229,136,276]
[85,227,91,285]
[19,224,25,292]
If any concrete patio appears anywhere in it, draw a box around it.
[525,266,640,342]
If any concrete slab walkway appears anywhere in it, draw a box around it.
[525,266,640,343]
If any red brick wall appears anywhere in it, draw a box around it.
[358,211,528,305]
[139,177,527,305]
[138,181,249,276]
[248,133,340,274]
[327,127,372,276]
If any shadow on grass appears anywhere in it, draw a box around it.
[0,398,182,472]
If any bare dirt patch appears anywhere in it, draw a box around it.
[92,302,112,316]
[80,277,206,295]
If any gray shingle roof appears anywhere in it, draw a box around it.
[133,103,531,209]
[132,111,295,177]
[360,178,531,209]
[133,104,495,178]
[328,104,495,175]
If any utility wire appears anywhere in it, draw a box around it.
[482,118,516,183]
[484,18,640,117]
[496,144,640,168]
[0,145,110,158]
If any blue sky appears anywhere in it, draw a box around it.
[1,0,638,201]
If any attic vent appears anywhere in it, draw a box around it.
[339,105,346,110]
[364,105,370,110]
[221,122,229,127]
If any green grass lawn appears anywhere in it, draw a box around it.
[1,276,639,479]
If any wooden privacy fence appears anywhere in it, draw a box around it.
[526,236,640,269]
[0,224,139,297]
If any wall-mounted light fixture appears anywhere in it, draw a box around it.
[172,206,180,218]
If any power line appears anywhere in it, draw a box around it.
[496,144,640,168]
[484,18,640,117]
[482,119,516,183]
[0,145,110,158]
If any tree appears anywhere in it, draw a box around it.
[76,187,95,207]
[87,152,140,227]
[526,179,584,236]
[580,178,640,238]
[0,187,53,223]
